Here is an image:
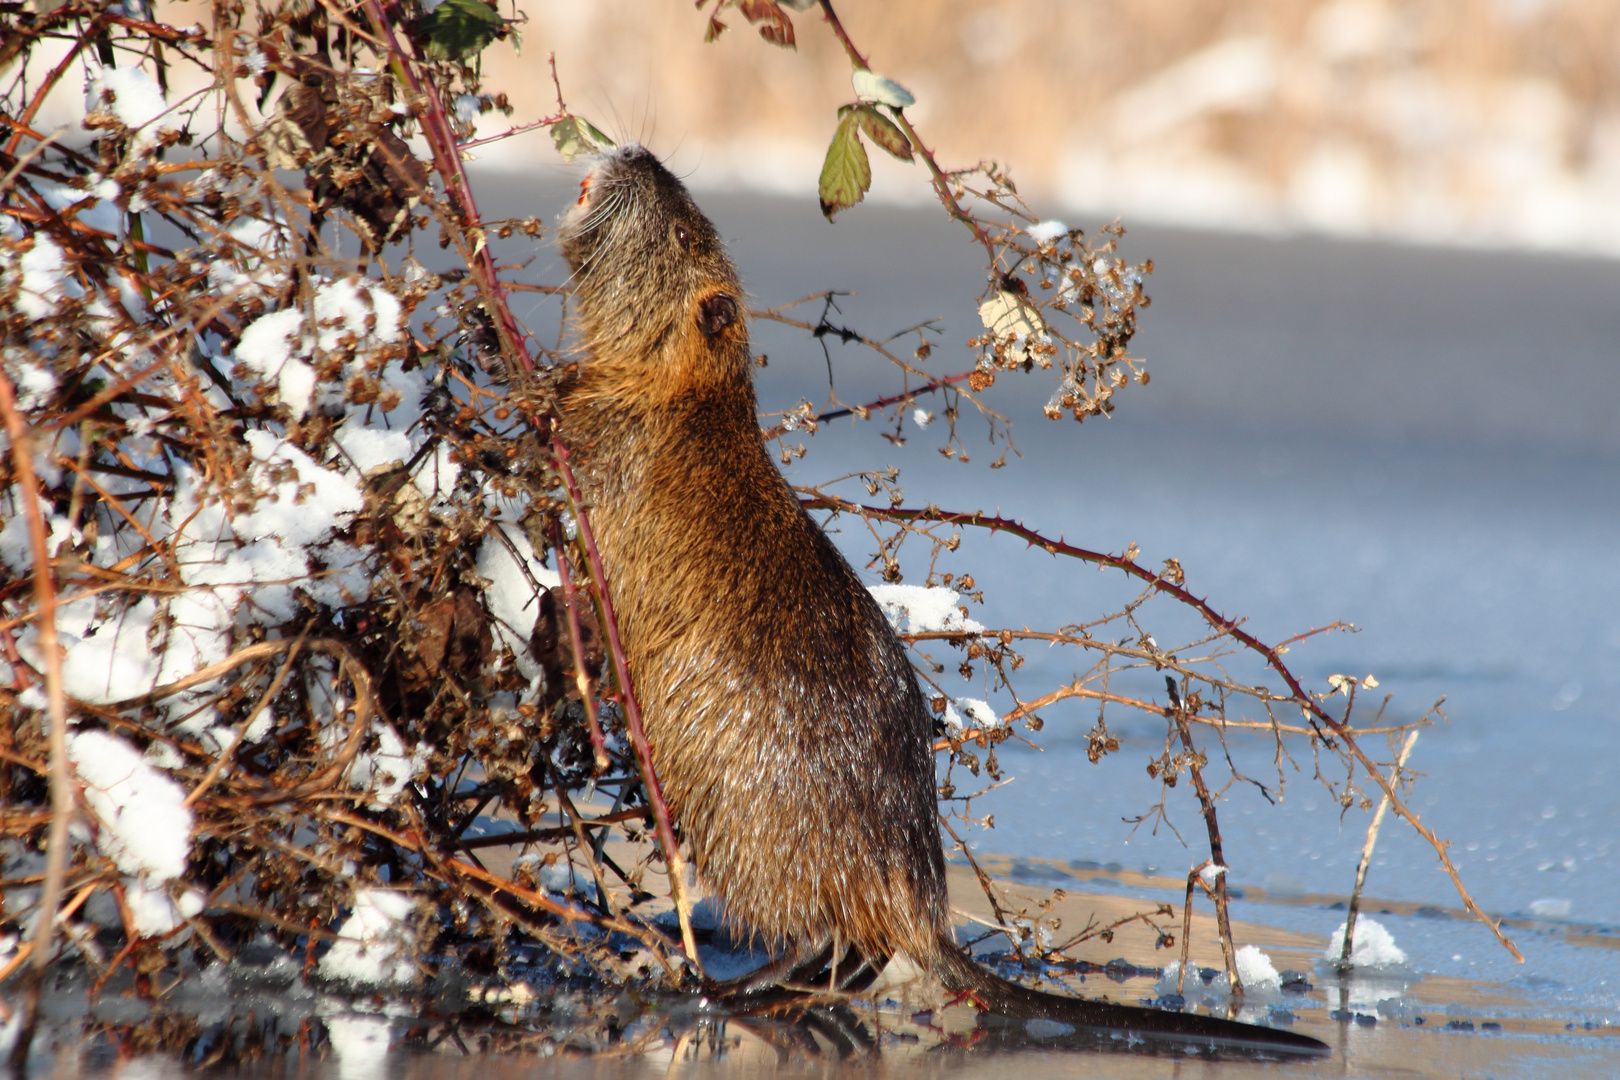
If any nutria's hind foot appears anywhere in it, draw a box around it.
[706,937,886,1005]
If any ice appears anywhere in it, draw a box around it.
[1528,898,1571,918]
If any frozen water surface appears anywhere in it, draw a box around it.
[22,181,1620,1079]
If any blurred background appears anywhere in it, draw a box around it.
[482,0,1620,255]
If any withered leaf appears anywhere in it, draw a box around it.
[818,108,870,221]
[736,0,795,47]
[852,103,911,161]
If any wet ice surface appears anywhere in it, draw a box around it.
[28,179,1620,1079]
[677,189,1620,1019]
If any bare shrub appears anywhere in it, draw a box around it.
[0,0,1514,1062]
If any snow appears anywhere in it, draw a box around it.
[1232,944,1281,991]
[88,67,173,143]
[318,890,419,987]
[942,696,1005,735]
[9,235,73,318]
[911,407,933,428]
[56,597,163,704]
[476,524,559,681]
[1325,917,1408,968]
[852,69,915,109]
[123,877,206,937]
[234,277,403,421]
[1027,219,1068,245]
[68,729,194,885]
[868,583,986,634]
[0,491,75,575]
[238,431,365,545]
[235,308,312,418]
[208,216,291,298]
[341,721,430,808]
[9,357,57,410]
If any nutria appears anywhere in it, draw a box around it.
[553,144,1327,1056]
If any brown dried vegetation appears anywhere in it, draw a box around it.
[0,0,1509,1064]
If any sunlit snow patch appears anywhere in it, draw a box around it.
[868,584,985,634]
[318,890,420,988]
[68,729,193,884]
[1325,916,1407,968]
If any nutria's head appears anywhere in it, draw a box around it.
[557,144,745,373]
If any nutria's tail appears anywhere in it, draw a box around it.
[934,938,1330,1057]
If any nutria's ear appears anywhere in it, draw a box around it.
[698,293,737,338]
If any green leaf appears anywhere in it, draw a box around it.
[420,0,503,61]
[818,110,870,221]
[854,104,911,161]
[549,115,611,163]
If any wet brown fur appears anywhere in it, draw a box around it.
[556,145,947,967]
[552,146,1328,1057]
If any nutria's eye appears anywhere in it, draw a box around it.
[698,293,737,338]
[674,223,691,249]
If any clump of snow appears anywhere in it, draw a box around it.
[911,407,933,428]
[88,67,174,144]
[476,524,560,682]
[68,729,193,884]
[208,215,291,298]
[1529,898,1571,919]
[1231,945,1281,992]
[56,596,162,704]
[942,697,1005,735]
[0,491,76,575]
[235,308,312,418]
[1027,219,1069,245]
[1325,917,1407,968]
[234,277,403,421]
[123,878,206,937]
[342,721,431,809]
[318,890,420,987]
[1198,862,1227,888]
[852,69,915,108]
[9,357,58,411]
[869,584,986,634]
[6,235,76,318]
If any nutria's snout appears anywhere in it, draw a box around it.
[556,144,742,352]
